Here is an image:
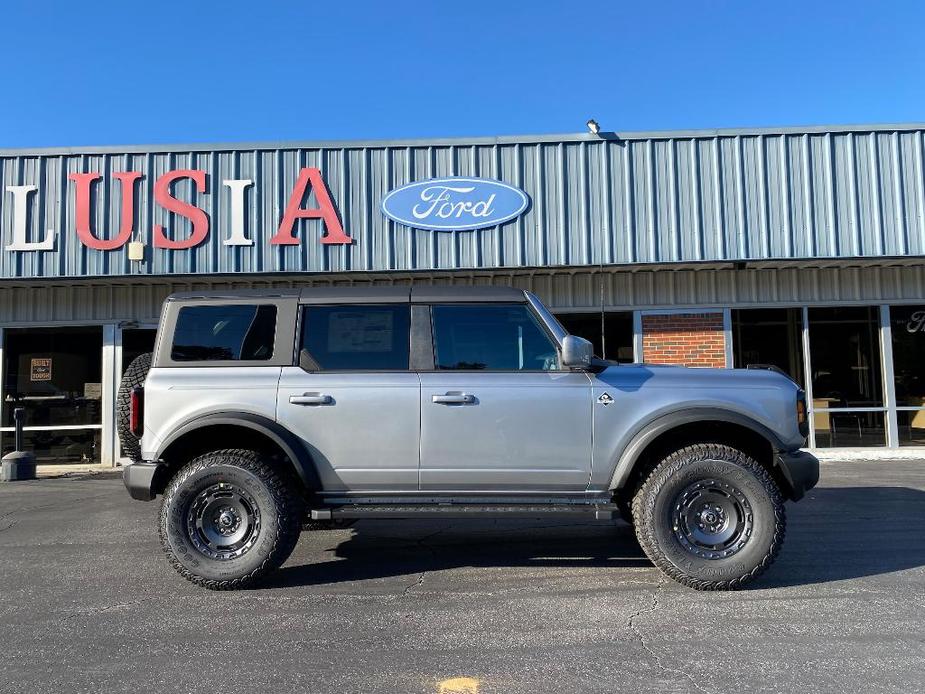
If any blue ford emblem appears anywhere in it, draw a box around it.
[381,177,530,231]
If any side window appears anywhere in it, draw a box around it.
[300,304,410,371]
[171,304,277,362]
[432,304,559,371]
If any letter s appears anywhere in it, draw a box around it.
[152,170,209,249]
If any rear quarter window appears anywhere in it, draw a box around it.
[171,304,277,362]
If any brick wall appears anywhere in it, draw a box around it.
[641,312,727,368]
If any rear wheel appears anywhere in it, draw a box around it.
[159,449,304,590]
[632,443,785,590]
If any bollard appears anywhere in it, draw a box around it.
[1,407,36,482]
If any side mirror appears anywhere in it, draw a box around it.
[561,335,593,369]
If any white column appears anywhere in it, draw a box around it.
[101,324,119,466]
[880,305,899,448]
[801,307,816,449]
[722,308,733,368]
[632,311,643,363]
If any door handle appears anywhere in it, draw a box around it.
[432,393,475,404]
[289,393,333,406]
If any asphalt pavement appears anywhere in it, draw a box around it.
[0,460,923,694]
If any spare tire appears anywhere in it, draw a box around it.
[117,352,153,462]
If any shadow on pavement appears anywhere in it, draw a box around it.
[268,521,649,588]
[268,486,925,589]
[759,485,925,588]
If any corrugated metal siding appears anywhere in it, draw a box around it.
[2,125,925,280]
[1,263,923,325]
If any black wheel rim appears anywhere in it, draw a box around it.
[672,478,753,560]
[185,482,261,561]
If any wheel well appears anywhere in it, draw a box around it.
[155,424,306,496]
[616,420,784,503]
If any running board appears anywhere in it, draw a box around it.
[310,503,619,521]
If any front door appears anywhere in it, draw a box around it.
[277,303,420,492]
[419,303,593,492]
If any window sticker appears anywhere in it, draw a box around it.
[326,311,394,353]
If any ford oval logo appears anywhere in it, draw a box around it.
[381,177,530,231]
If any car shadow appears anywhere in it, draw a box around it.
[265,486,925,590]
[758,485,925,588]
[266,520,649,588]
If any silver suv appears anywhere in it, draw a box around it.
[120,286,818,591]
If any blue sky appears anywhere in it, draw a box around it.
[1,1,923,147]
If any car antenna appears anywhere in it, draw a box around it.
[599,258,606,360]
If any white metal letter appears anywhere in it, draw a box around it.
[5,185,54,251]
[222,179,254,246]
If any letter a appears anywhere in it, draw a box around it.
[270,167,352,245]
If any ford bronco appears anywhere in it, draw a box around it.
[119,286,818,590]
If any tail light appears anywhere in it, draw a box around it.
[130,387,144,438]
[796,392,808,438]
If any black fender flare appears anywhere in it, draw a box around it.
[156,411,320,490]
[607,407,787,492]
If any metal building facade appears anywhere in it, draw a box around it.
[1,123,925,462]
[2,123,925,281]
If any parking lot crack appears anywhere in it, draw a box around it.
[63,600,143,624]
[400,527,447,596]
[627,580,709,694]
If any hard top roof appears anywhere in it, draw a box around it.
[166,285,527,304]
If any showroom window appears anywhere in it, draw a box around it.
[556,311,634,362]
[807,307,885,447]
[890,305,925,446]
[1,327,103,463]
[731,308,803,383]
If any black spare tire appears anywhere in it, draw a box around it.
[117,352,152,462]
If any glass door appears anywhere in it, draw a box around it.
[889,305,925,446]
[807,307,886,447]
[1,327,104,463]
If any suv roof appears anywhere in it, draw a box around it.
[165,286,528,304]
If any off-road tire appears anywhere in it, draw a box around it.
[159,449,304,590]
[631,444,785,591]
[116,352,152,462]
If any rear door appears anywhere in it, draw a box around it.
[276,303,420,492]
[418,303,593,492]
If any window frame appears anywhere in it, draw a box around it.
[155,298,298,368]
[427,301,564,373]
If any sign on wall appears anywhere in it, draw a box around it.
[30,358,52,381]
[4,167,353,252]
[3,171,528,253]
[380,177,530,231]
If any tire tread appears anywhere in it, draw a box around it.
[158,448,303,591]
[631,443,786,591]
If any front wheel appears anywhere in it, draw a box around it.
[159,449,304,590]
[632,444,785,590]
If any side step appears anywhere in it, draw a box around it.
[310,503,619,521]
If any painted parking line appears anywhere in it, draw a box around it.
[437,676,480,694]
